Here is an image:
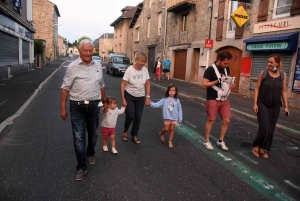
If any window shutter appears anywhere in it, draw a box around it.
[235,2,246,39]
[216,0,225,41]
[290,0,300,16]
[258,0,269,22]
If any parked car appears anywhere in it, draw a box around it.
[106,53,131,76]
[92,56,102,64]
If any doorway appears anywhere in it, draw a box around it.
[148,47,155,72]
[216,47,242,93]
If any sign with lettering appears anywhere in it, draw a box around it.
[292,48,300,93]
[13,0,22,10]
[246,42,288,51]
[231,6,249,27]
[254,16,300,34]
[205,39,213,48]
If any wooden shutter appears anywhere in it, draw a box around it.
[216,0,225,41]
[290,0,300,16]
[235,2,246,39]
[257,0,269,22]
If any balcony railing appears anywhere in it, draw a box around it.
[180,31,188,43]
[167,0,197,13]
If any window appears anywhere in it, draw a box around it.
[182,14,188,31]
[158,13,162,35]
[226,0,238,38]
[147,18,151,38]
[273,0,292,18]
[136,27,140,41]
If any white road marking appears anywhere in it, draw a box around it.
[0,98,10,106]
[217,152,232,161]
[238,152,259,164]
[284,180,300,191]
[184,121,197,128]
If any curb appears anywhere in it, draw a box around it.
[0,61,66,138]
[151,82,300,141]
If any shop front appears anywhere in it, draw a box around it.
[244,32,299,89]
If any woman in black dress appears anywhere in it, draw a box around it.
[252,54,289,158]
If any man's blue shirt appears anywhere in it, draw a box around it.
[163,59,171,70]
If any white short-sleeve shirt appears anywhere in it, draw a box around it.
[123,66,150,97]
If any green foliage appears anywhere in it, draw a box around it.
[34,40,43,54]
[77,36,92,48]
[93,52,99,56]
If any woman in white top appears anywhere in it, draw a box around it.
[120,52,151,144]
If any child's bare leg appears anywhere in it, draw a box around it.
[102,137,108,151]
[168,124,176,148]
[110,134,116,148]
[102,137,108,146]
[159,124,170,142]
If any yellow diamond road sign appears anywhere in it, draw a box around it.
[231,6,249,27]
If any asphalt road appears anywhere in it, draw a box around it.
[0,61,299,201]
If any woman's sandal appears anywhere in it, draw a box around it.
[159,132,165,142]
[131,137,141,144]
[168,142,173,149]
[252,149,259,158]
[259,151,269,159]
[122,133,128,142]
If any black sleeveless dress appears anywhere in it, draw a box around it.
[252,73,283,151]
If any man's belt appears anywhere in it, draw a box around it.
[71,100,100,105]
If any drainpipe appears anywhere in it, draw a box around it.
[163,1,168,58]
[206,0,214,68]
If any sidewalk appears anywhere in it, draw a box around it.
[0,59,66,137]
[150,74,300,141]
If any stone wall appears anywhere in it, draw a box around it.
[33,0,55,61]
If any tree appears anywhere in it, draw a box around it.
[77,36,92,47]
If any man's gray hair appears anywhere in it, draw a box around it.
[78,39,94,50]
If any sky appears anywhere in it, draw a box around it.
[49,0,142,43]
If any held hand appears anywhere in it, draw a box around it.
[145,97,150,106]
[253,105,258,113]
[122,99,127,107]
[60,109,68,120]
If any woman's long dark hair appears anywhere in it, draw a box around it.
[165,84,178,99]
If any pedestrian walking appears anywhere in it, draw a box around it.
[252,54,289,159]
[162,57,171,81]
[120,52,151,144]
[60,39,107,181]
[101,96,125,155]
[150,84,183,148]
[153,57,162,81]
[202,51,235,151]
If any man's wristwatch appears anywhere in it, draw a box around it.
[146,95,150,98]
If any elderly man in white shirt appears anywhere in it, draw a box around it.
[60,39,107,181]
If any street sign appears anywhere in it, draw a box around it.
[205,39,213,48]
[231,6,249,27]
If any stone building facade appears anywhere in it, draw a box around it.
[110,6,136,58]
[115,0,300,107]
[0,0,35,82]
[58,35,67,57]
[33,0,60,61]
[98,33,114,61]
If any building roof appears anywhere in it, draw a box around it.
[58,35,67,40]
[129,2,143,28]
[99,33,114,39]
[110,6,137,27]
[54,5,61,17]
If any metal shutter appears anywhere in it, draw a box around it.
[22,40,30,64]
[250,52,292,89]
[0,32,19,66]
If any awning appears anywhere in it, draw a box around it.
[243,32,299,51]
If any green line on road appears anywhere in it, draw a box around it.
[175,123,296,201]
